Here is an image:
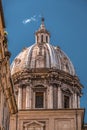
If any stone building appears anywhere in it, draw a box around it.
[10,18,87,130]
[0,0,17,130]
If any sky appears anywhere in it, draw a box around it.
[2,0,87,122]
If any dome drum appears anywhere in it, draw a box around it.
[12,68,82,110]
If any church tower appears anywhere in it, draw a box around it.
[10,18,85,130]
[0,0,17,130]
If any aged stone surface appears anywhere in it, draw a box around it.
[10,18,86,130]
[10,109,84,130]
[0,1,17,130]
[12,68,82,110]
[0,1,87,129]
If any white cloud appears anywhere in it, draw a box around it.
[22,15,37,24]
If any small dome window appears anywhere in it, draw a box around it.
[37,35,39,43]
[41,35,43,42]
[46,36,48,43]
[66,64,69,71]
[15,58,21,65]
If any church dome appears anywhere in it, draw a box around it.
[11,19,75,76]
[11,18,82,110]
[11,43,75,76]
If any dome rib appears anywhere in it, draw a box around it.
[11,43,76,76]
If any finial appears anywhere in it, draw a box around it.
[41,17,45,22]
[41,17,45,26]
[40,17,45,29]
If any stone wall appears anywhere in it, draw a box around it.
[10,109,84,130]
[0,1,17,129]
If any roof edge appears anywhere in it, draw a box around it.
[0,0,5,28]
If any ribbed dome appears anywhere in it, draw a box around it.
[11,43,75,76]
[11,18,75,76]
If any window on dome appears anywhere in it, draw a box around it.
[65,64,69,72]
[37,35,39,43]
[64,95,69,108]
[46,36,48,43]
[41,35,43,42]
[35,92,44,108]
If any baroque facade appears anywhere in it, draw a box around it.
[10,18,87,130]
[0,0,17,130]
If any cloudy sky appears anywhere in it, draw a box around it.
[2,0,87,122]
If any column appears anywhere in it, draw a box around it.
[48,85,53,109]
[73,92,77,108]
[26,86,32,109]
[18,87,22,110]
[29,87,32,108]
[58,86,62,108]
[78,95,80,108]
[69,96,72,108]
[26,86,29,109]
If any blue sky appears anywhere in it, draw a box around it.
[2,0,87,122]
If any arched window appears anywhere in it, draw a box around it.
[35,92,44,108]
[41,35,43,42]
[64,95,69,108]
[62,87,73,108]
[33,85,46,109]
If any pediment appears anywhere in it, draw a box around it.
[24,120,44,128]
[61,83,73,93]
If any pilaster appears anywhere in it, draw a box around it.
[47,85,53,109]
[58,86,62,108]
[18,87,22,109]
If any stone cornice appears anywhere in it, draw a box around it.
[12,68,83,92]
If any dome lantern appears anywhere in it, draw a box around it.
[35,18,50,44]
